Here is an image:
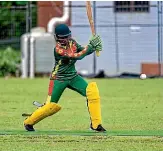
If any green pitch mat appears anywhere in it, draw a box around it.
[1,130,163,137]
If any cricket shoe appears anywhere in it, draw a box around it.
[90,124,106,132]
[24,124,35,131]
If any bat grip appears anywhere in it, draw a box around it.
[92,33,100,57]
[96,51,100,57]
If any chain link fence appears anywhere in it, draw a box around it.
[0,4,37,49]
[70,1,163,76]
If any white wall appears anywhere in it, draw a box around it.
[71,1,159,75]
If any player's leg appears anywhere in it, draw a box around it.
[68,75,106,132]
[68,75,88,97]
[86,81,106,132]
[46,79,69,103]
[24,80,68,131]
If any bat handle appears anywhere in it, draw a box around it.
[93,33,100,57]
[96,51,100,57]
[92,33,100,57]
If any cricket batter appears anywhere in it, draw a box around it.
[24,24,106,132]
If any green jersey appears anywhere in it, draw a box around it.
[50,39,95,81]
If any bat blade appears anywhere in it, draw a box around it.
[86,1,100,57]
[86,1,95,35]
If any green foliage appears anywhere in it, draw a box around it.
[0,47,20,76]
[0,1,29,7]
[0,2,37,39]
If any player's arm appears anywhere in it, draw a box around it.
[76,42,94,55]
[55,35,102,60]
[55,45,93,60]
[75,35,102,56]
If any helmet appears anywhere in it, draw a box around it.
[54,24,71,45]
[55,24,71,38]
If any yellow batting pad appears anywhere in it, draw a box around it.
[24,103,61,126]
[86,82,102,129]
[86,82,100,100]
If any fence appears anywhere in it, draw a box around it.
[0,1,163,76]
[70,1,163,76]
[0,4,37,49]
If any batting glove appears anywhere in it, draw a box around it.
[95,43,102,51]
[89,35,102,48]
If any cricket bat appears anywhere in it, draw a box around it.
[86,1,100,57]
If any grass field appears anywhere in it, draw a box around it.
[0,78,163,151]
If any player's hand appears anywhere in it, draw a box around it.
[89,35,102,47]
[96,43,102,51]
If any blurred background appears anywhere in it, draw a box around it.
[0,1,163,78]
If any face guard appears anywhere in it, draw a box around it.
[55,34,71,46]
